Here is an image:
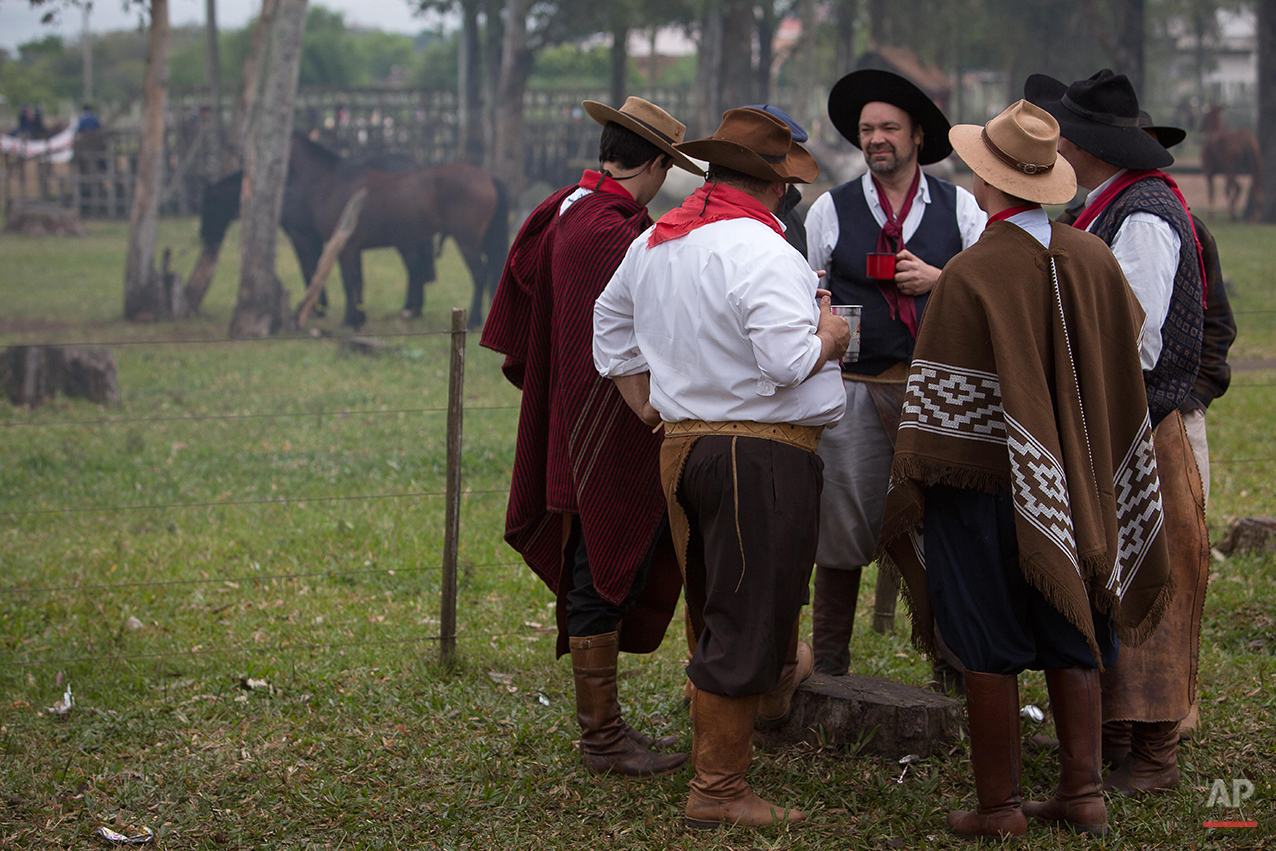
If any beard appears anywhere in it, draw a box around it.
[865,145,899,175]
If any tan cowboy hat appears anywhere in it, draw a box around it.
[949,100,1077,205]
[675,108,819,184]
[582,96,704,175]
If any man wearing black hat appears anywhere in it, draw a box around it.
[805,70,986,681]
[1026,70,1206,802]
[595,107,849,828]
[482,97,703,780]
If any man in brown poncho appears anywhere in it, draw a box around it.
[876,100,1173,839]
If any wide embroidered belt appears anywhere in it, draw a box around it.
[664,419,823,453]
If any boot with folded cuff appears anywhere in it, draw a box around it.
[570,632,688,777]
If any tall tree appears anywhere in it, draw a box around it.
[1084,0,1146,95]
[204,0,226,176]
[228,0,277,171]
[123,0,171,321]
[492,0,533,194]
[1258,0,1276,221]
[229,0,308,337]
[457,0,485,166]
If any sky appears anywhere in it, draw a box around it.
[0,0,447,52]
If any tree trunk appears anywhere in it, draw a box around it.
[719,0,754,117]
[123,0,170,321]
[1258,0,1276,221]
[1116,0,1145,98]
[482,0,505,172]
[228,0,277,173]
[493,0,532,196]
[868,0,888,46]
[458,0,485,166]
[694,3,724,137]
[204,0,225,176]
[229,0,307,338]
[611,22,629,107]
[796,0,821,133]
[835,0,857,77]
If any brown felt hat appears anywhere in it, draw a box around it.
[675,108,819,184]
[582,96,704,175]
[949,100,1077,205]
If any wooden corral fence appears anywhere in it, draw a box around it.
[2,86,699,220]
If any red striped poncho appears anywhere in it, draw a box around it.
[480,172,681,657]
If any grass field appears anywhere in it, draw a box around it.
[1,214,1273,849]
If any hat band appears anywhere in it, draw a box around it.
[1061,93,1141,128]
[624,112,677,146]
[980,127,1054,176]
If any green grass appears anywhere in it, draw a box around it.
[0,216,1273,848]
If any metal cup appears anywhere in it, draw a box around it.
[830,304,862,363]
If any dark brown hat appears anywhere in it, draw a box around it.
[675,108,819,184]
[1024,70,1173,170]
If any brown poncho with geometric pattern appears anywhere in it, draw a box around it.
[876,221,1174,665]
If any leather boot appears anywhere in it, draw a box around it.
[1103,720,1180,795]
[570,633,688,777]
[812,566,860,676]
[1023,668,1107,835]
[1101,720,1132,769]
[684,690,805,828]
[757,623,814,727]
[946,670,1028,840]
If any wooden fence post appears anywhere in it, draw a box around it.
[440,307,466,663]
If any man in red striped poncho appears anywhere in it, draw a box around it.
[481,97,703,778]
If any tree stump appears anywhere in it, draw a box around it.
[752,672,963,759]
[3,204,86,237]
[1216,517,1276,557]
[2,346,118,406]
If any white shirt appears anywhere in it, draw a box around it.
[594,217,847,427]
[804,170,987,273]
[1084,170,1182,370]
[1008,206,1052,248]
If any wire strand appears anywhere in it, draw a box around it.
[1,488,510,517]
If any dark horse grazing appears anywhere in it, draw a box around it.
[191,134,509,328]
[1201,104,1263,221]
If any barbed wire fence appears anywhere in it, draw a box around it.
[3,307,1275,676]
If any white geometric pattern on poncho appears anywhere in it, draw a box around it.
[1005,412,1080,576]
[1107,413,1163,600]
[899,360,1007,445]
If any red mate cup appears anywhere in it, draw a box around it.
[830,305,862,363]
[866,252,896,280]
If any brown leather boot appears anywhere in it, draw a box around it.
[684,690,805,828]
[757,623,814,727]
[1103,720,1180,795]
[570,633,688,777]
[1101,720,1132,769]
[1023,668,1107,835]
[946,670,1028,840]
[812,566,861,676]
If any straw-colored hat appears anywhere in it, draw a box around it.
[582,97,704,175]
[948,100,1077,205]
[675,107,819,184]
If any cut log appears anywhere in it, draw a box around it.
[1216,517,1276,557]
[2,346,118,406]
[4,204,86,237]
[339,336,393,356]
[752,672,963,759]
[295,187,367,326]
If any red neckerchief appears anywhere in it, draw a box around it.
[870,167,923,339]
[647,182,784,247]
[1072,169,1206,303]
[579,169,635,200]
[987,204,1041,225]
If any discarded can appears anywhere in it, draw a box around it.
[95,825,154,845]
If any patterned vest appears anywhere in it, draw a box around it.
[827,175,965,376]
[1088,178,1203,426]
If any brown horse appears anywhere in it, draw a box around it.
[1201,104,1263,221]
[192,134,508,329]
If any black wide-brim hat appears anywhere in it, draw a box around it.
[1024,70,1173,170]
[828,69,953,165]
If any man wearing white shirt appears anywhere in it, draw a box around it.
[804,70,986,683]
[595,108,848,829]
[1027,69,1205,799]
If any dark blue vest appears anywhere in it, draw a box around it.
[827,175,965,375]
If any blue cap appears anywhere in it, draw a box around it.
[743,104,807,143]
